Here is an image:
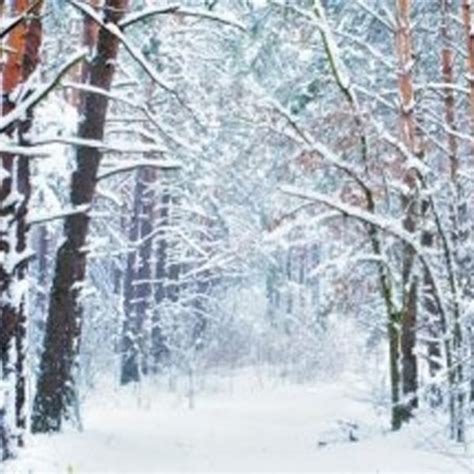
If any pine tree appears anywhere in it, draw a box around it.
[1,0,44,451]
[32,0,130,433]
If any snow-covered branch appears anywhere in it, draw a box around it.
[97,159,181,181]
[0,50,87,133]
[119,5,246,32]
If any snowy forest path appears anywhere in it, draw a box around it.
[4,375,471,473]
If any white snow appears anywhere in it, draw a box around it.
[4,372,471,473]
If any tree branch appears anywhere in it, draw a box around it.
[0,50,87,133]
[119,4,246,31]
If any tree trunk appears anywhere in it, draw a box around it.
[312,0,404,430]
[434,0,462,420]
[394,0,419,423]
[151,189,171,372]
[460,0,474,414]
[14,0,43,445]
[32,0,129,433]
[0,0,28,382]
[1,0,44,449]
[120,168,154,385]
[462,0,474,158]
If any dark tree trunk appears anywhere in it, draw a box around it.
[120,169,154,385]
[13,155,30,447]
[13,1,43,444]
[165,192,181,305]
[400,245,418,420]
[35,218,49,319]
[0,0,28,389]
[151,190,171,371]
[0,156,16,384]
[32,0,129,433]
[0,0,44,449]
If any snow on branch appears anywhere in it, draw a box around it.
[280,185,449,324]
[0,0,43,40]
[0,143,50,157]
[104,24,173,93]
[66,0,173,93]
[355,0,395,31]
[97,159,181,181]
[28,205,92,227]
[66,0,202,122]
[271,0,353,94]
[0,50,87,133]
[312,0,351,93]
[62,82,200,153]
[269,100,371,196]
[30,136,169,155]
[0,136,171,159]
[281,186,415,249]
[119,5,246,32]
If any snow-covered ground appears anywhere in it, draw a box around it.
[3,371,473,473]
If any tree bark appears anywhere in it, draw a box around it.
[460,0,474,415]
[32,0,129,433]
[120,168,154,385]
[312,0,404,430]
[0,0,28,381]
[462,0,474,158]
[0,0,44,448]
[151,189,171,372]
[394,0,419,423]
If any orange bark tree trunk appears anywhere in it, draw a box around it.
[0,0,44,451]
[394,0,419,424]
[462,0,474,157]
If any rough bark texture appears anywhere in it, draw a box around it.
[120,169,154,385]
[460,0,474,414]
[313,0,404,431]
[151,190,171,371]
[428,0,456,410]
[120,166,171,382]
[441,0,458,178]
[14,0,43,445]
[32,0,129,433]
[0,0,28,378]
[394,0,419,423]
[462,0,474,158]
[1,0,44,449]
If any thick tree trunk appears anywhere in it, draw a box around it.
[32,0,129,433]
[0,0,28,382]
[12,155,30,447]
[0,0,43,449]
